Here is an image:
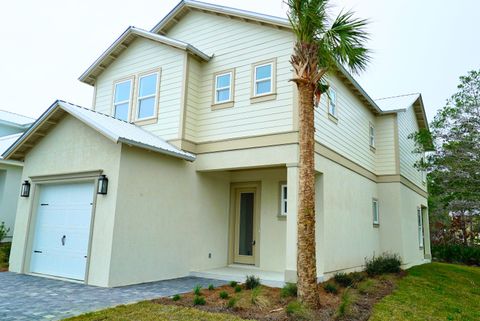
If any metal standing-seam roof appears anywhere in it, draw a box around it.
[0,133,23,158]
[2,100,196,162]
[0,110,35,127]
[375,93,421,112]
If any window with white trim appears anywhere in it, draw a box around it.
[254,62,273,96]
[136,72,159,120]
[369,123,376,148]
[214,71,233,104]
[418,207,424,248]
[113,79,132,121]
[280,184,288,216]
[372,199,379,226]
[328,87,337,117]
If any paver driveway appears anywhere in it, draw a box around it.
[0,272,226,321]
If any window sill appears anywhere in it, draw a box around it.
[134,117,158,126]
[250,93,277,104]
[328,113,338,124]
[277,214,287,220]
[370,145,376,153]
[211,101,234,110]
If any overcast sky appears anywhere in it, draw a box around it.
[0,0,478,122]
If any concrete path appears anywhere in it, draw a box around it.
[0,272,226,321]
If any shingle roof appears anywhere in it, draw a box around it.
[375,93,421,112]
[0,110,35,126]
[0,133,23,158]
[2,100,196,162]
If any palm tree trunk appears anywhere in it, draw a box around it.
[296,80,320,308]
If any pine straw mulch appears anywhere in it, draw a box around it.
[154,272,404,321]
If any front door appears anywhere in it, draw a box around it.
[234,188,257,264]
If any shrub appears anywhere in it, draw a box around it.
[193,295,206,306]
[219,291,229,299]
[280,282,298,298]
[365,253,402,276]
[286,300,311,319]
[249,286,269,308]
[351,271,366,284]
[334,272,354,287]
[229,281,238,287]
[432,244,480,266]
[208,284,215,291]
[227,297,238,308]
[234,285,242,293]
[245,275,261,289]
[172,294,181,301]
[0,222,10,242]
[323,283,338,294]
[193,285,202,296]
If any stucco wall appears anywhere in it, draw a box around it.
[0,164,22,240]
[9,115,122,287]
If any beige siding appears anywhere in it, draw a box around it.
[94,38,185,140]
[166,11,295,142]
[184,56,202,141]
[315,74,377,173]
[398,106,424,187]
[375,114,397,175]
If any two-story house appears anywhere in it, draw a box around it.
[0,110,35,241]
[4,0,431,287]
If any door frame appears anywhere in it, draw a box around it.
[228,181,261,266]
[22,170,102,284]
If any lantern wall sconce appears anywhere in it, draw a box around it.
[97,175,108,195]
[20,180,31,197]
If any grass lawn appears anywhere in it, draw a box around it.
[370,262,480,321]
[64,301,253,321]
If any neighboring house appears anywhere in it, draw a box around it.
[4,0,431,287]
[0,110,35,241]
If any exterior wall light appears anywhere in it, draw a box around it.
[20,180,31,197]
[97,175,108,195]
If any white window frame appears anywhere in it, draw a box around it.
[372,199,379,226]
[418,207,424,248]
[113,78,133,121]
[369,123,376,149]
[280,183,288,216]
[212,70,235,108]
[328,87,337,117]
[135,71,160,122]
[251,59,277,100]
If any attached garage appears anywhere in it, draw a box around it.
[30,182,95,281]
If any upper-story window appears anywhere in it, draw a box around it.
[328,87,337,117]
[214,70,234,104]
[136,72,159,120]
[252,59,277,98]
[369,123,376,148]
[113,79,132,121]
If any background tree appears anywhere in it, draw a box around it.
[413,70,480,246]
[286,0,370,308]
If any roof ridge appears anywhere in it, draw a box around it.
[375,93,420,101]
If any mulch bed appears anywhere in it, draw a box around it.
[154,272,403,321]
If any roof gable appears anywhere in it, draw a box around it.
[2,100,195,162]
[79,26,210,86]
[375,93,429,130]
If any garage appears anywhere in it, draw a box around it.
[29,181,95,281]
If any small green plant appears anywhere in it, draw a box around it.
[219,291,229,299]
[357,279,376,295]
[0,222,10,242]
[334,272,354,287]
[365,253,402,276]
[229,281,238,287]
[193,285,202,296]
[280,282,298,298]
[250,287,269,308]
[208,284,215,291]
[337,289,354,318]
[323,282,338,294]
[286,300,311,319]
[351,271,366,284]
[234,285,242,293]
[245,275,261,289]
[172,294,181,301]
[193,295,206,305]
[227,297,238,308]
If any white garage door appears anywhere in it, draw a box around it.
[30,182,94,281]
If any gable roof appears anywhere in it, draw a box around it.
[79,26,210,86]
[375,93,429,130]
[0,109,35,127]
[2,100,196,162]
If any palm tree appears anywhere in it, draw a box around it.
[286,0,371,308]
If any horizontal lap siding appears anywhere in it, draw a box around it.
[94,38,184,140]
[315,74,376,173]
[167,11,295,142]
[185,57,201,141]
[398,106,424,187]
[376,115,396,175]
